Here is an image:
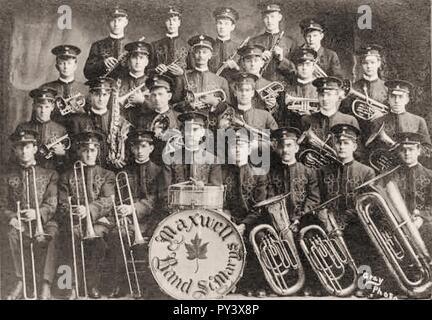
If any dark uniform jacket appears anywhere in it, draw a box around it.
[249,31,297,81]
[151,35,189,70]
[58,164,115,225]
[84,36,129,80]
[315,46,343,78]
[123,160,166,235]
[231,105,279,130]
[16,119,69,171]
[353,78,388,103]
[268,161,320,221]
[0,164,58,226]
[222,163,268,229]
[318,160,375,229]
[208,38,240,80]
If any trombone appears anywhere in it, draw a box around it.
[16,166,50,299]
[68,160,101,299]
[112,171,146,298]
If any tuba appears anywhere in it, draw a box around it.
[55,93,86,116]
[112,171,146,298]
[68,160,101,299]
[297,128,342,169]
[250,193,305,296]
[16,166,51,299]
[365,123,400,171]
[356,180,432,298]
[285,94,320,115]
[345,82,389,121]
[299,209,358,296]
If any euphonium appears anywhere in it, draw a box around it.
[285,94,320,114]
[55,93,86,116]
[299,210,358,297]
[356,180,432,298]
[112,171,146,298]
[365,123,400,171]
[345,82,389,121]
[250,193,305,296]
[257,81,285,101]
[296,127,342,169]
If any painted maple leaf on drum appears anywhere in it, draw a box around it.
[185,233,209,273]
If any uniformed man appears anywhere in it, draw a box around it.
[16,88,69,171]
[208,7,241,79]
[84,6,130,80]
[68,77,131,169]
[0,129,58,300]
[370,80,431,144]
[40,45,87,125]
[299,18,343,78]
[237,44,282,115]
[221,127,269,297]
[280,48,320,128]
[57,130,115,299]
[249,3,297,81]
[317,123,379,297]
[380,132,432,254]
[162,111,222,189]
[151,6,189,77]
[108,129,165,298]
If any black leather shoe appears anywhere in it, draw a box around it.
[7,281,23,300]
[255,289,267,298]
[109,286,125,299]
[89,287,101,299]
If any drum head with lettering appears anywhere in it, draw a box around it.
[149,209,246,300]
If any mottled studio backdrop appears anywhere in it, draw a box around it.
[0,0,430,166]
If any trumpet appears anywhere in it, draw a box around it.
[55,93,86,116]
[346,82,389,121]
[299,210,358,297]
[38,134,71,159]
[356,180,432,298]
[112,171,146,298]
[285,94,320,114]
[186,89,227,110]
[297,128,342,169]
[68,160,101,299]
[16,166,51,299]
[118,83,150,109]
[365,123,400,171]
[257,81,285,101]
[250,193,306,296]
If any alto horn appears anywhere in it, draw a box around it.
[55,93,86,116]
[250,193,305,296]
[297,127,342,169]
[356,180,432,298]
[112,171,146,298]
[365,123,400,171]
[285,94,320,114]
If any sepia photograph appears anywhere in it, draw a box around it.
[0,0,431,304]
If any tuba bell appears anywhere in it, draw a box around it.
[250,193,305,296]
[297,127,342,169]
[365,123,400,171]
[356,180,432,298]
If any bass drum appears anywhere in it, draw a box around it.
[149,208,246,300]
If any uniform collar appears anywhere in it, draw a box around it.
[155,105,170,114]
[237,103,252,112]
[109,33,124,40]
[320,108,338,117]
[217,36,231,42]
[405,162,419,169]
[282,160,297,166]
[195,66,209,72]
[363,74,379,82]
[166,33,179,39]
[297,77,315,85]
[20,161,36,169]
[135,158,150,165]
[265,30,281,36]
[390,109,406,115]
[91,107,108,116]
[129,71,145,79]
[341,158,354,166]
[59,77,75,84]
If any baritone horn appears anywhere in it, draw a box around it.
[16,166,51,299]
[299,209,358,297]
[296,127,342,169]
[68,160,101,299]
[365,123,400,171]
[345,82,389,121]
[112,171,146,298]
[250,193,305,296]
[55,93,86,116]
[356,180,432,298]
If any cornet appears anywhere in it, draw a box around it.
[187,89,227,110]
[285,94,320,114]
[257,81,285,101]
[16,166,51,299]
[118,83,150,109]
[112,171,146,298]
[365,123,400,171]
[68,160,101,299]
[297,128,342,169]
[38,134,71,159]
[250,193,305,296]
[55,93,86,116]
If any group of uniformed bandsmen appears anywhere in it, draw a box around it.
[1,2,432,300]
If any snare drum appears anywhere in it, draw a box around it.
[149,208,246,300]
[168,183,225,210]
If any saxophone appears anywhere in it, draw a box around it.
[107,79,133,168]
